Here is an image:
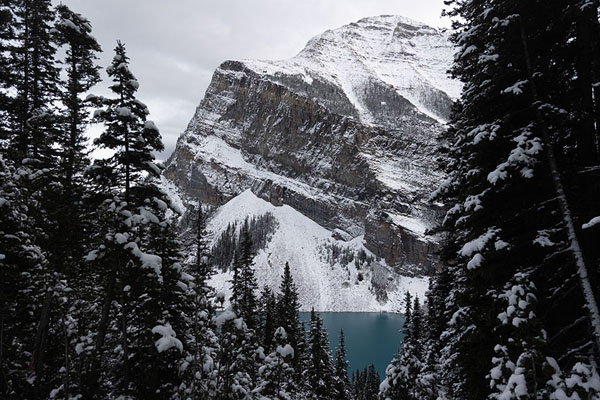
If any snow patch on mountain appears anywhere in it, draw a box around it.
[207,190,428,312]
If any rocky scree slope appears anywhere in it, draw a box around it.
[164,15,458,310]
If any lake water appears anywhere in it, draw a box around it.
[299,312,405,380]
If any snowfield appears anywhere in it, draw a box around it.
[206,190,428,312]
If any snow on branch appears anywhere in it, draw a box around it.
[582,216,600,230]
[152,323,183,353]
[124,241,163,282]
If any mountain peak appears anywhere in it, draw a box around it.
[238,15,459,124]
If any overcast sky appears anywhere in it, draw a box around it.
[55,0,450,160]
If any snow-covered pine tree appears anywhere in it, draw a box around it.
[276,261,302,373]
[254,327,297,399]
[138,213,189,398]
[260,286,277,350]
[402,291,411,330]
[364,365,380,400]
[39,10,103,397]
[0,2,15,141]
[429,0,600,397]
[181,205,219,399]
[0,154,49,398]
[379,296,423,400]
[412,273,451,400]
[52,3,100,264]
[230,219,259,330]
[84,41,186,398]
[353,365,379,400]
[214,309,259,399]
[296,321,309,383]
[334,329,351,400]
[8,0,59,165]
[305,309,338,399]
[3,1,73,396]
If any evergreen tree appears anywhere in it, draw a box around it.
[412,274,452,400]
[0,154,49,397]
[84,41,186,398]
[277,261,302,371]
[181,205,219,399]
[260,286,277,350]
[425,0,600,398]
[364,364,380,400]
[8,0,59,163]
[0,1,15,141]
[353,365,379,400]
[3,2,73,397]
[402,291,412,330]
[306,309,338,399]
[334,329,351,400]
[230,219,259,330]
[52,3,101,269]
[254,327,297,399]
[215,309,259,399]
[380,296,423,400]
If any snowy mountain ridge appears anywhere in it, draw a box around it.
[240,15,460,123]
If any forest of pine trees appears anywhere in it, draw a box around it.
[2,0,600,399]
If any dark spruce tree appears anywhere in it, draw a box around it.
[380,295,424,400]
[84,41,186,399]
[305,309,339,399]
[260,286,277,350]
[41,10,103,397]
[353,365,379,400]
[254,327,298,399]
[3,1,69,397]
[230,219,259,330]
[420,0,600,398]
[9,0,59,163]
[276,261,302,372]
[0,1,15,140]
[334,329,351,400]
[181,204,219,399]
[214,308,259,399]
[0,154,49,398]
[53,3,101,268]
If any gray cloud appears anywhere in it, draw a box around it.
[55,0,449,160]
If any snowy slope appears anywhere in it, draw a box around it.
[241,15,460,123]
[206,190,428,312]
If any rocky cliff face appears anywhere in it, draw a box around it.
[164,15,458,309]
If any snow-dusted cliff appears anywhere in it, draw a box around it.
[163,15,458,311]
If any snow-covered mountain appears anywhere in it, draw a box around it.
[163,15,458,311]
[242,15,460,124]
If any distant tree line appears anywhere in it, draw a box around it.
[211,212,278,270]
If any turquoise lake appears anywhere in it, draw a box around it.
[299,312,405,379]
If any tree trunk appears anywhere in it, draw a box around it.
[519,16,600,353]
[31,288,52,392]
[63,318,70,400]
[575,2,600,165]
[86,269,116,396]
[119,263,129,394]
